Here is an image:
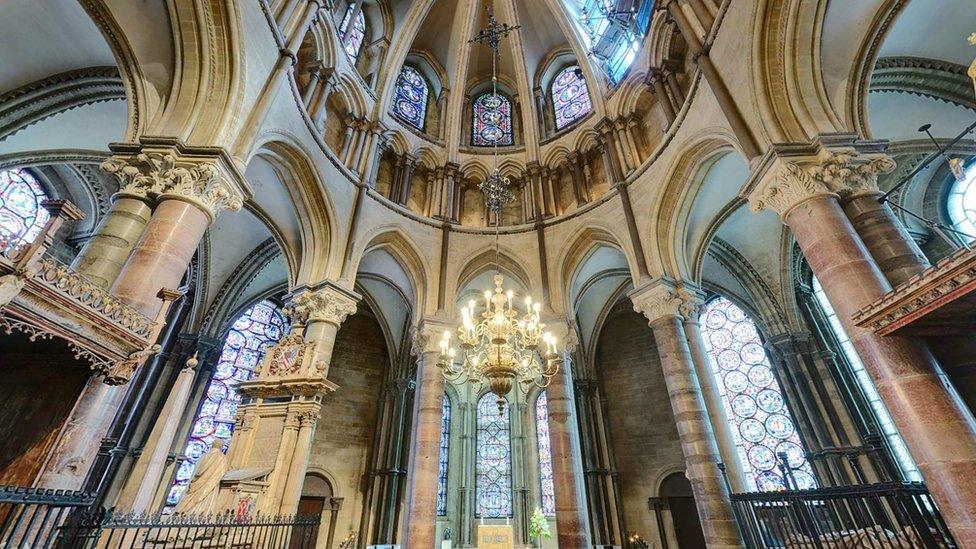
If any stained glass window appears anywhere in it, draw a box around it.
[472,93,514,147]
[700,297,817,491]
[946,161,976,242]
[535,391,556,515]
[339,4,366,62]
[167,300,287,505]
[811,277,922,481]
[436,393,451,516]
[551,66,592,130]
[0,168,50,246]
[476,393,513,517]
[393,66,429,131]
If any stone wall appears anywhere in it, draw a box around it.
[308,312,388,543]
[596,310,684,542]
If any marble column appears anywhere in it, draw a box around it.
[70,193,151,289]
[280,411,319,515]
[114,354,198,512]
[631,280,743,549]
[743,143,976,546]
[545,324,591,547]
[403,321,448,548]
[105,152,243,318]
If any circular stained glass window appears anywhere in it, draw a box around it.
[946,162,976,242]
[699,296,817,492]
[0,168,50,245]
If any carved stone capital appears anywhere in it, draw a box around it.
[742,134,895,218]
[101,152,244,221]
[410,317,453,357]
[285,283,359,327]
[629,279,702,325]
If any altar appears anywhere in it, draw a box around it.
[477,524,514,549]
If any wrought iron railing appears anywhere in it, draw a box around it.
[0,485,95,547]
[730,482,956,548]
[58,510,321,548]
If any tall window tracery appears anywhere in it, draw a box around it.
[577,0,650,84]
[535,391,556,515]
[550,66,592,130]
[811,277,922,481]
[700,297,816,491]
[436,393,451,516]
[946,161,976,242]
[472,92,514,147]
[392,66,430,131]
[0,168,50,246]
[167,300,287,505]
[476,393,513,517]
[339,4,366,62]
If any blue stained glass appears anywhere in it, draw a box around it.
[472,93,514,147]
[476,393,513,517]
[339,4,366,62]
[700,297,816,491]
[536,392,556,516]
[811,277,922,482]
[167,300,287,506]
[551,66,591,130]
[436,393,451,516]
[0,168,50,246]
[393,66,429,131]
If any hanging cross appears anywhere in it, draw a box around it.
[468,3,520,54]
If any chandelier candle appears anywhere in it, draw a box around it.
[437,274,560,413]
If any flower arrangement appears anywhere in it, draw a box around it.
[528,506,551,543]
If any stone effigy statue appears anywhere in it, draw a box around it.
[174,439,227,515]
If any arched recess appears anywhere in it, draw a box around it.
[648,132,740,280]
[751,0,843,143]
[555,225,637,313]
[347,226,431,319]
[244,136,340,284]
[452,248,536,310]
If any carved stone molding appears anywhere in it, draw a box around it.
[285,283,359,327]
[871,56,976,111]
[0,67,125,140]
[101,152,244,221]
[629,279,703,324]
[742,134,894,218]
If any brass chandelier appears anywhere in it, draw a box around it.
[436,2,561,412]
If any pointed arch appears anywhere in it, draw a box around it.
[554,224,635,311]
[453,247,536,306]
[348,226,432,318]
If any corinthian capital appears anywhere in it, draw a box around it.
[286,283,359,327]
[742,135,895,218]
[630,279,702,325]
[100,151,244,221]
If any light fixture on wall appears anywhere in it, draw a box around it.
[436,1,560,413]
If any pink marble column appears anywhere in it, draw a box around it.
[546,356,591,547]
[403,327,446,548]
[745,150,976,546]
[111,199,209,317]
[633,284,742,549]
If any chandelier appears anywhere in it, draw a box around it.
[436,2,561,413]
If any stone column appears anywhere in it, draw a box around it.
[403,321,448,549]
[647,69,676,125]
[665,0,760,160]
[686,0,714,30]
[107,151,243,318]
[742,142,976,546]
[398,156,417,205]
[280,411,319,515]
[301,63,323,107]
[545,324,591,547]
[631,280,743,549]
[114,354,198,512]
[311,69,337,131]
[70,191,151,289]
[567,152,590,205]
